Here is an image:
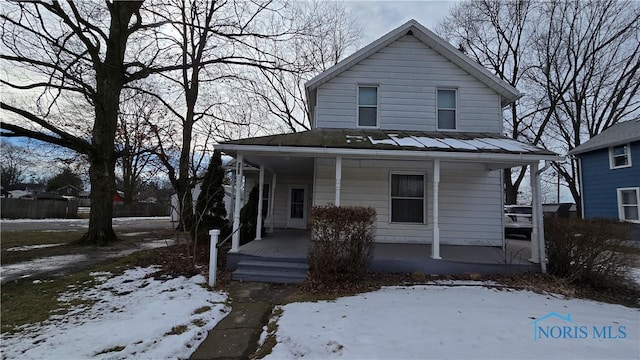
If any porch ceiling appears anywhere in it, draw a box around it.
[242,154,314,176]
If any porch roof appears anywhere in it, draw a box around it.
[217,128,559,167]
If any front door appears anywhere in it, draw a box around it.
[287,186,307,229]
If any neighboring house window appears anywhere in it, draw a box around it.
[358,86,378,127]
[390,174,425,223]
[610,144,631,169]
[437,89,457,130]
[618,188,640,223]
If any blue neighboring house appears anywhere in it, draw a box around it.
[569,119,640,239]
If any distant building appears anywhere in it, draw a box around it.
[57,185,81,197]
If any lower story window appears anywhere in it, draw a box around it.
[391,174,425,223]
[618,188,640,222]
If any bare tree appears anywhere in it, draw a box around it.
[439,0,640,208]
[439,0,544,204]
[0,142,29,187]
[116,89,166,204]
[243,0,362,132]
[531,0,640,212]
[138,0,303,231]
[0,1,171,245]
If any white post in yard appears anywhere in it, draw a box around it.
[432,159,441,259]
[231,154,243,253]
[269,173,276,233]
[529,161,540,263]
[256,165,265,240]
[335,156,342,206]
[208,229,220,287]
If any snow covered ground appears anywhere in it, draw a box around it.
[0,239,177,284]
[0,266,228,359]
[263,284,640,359]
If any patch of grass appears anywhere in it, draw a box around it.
[192,319,206,327]
[0,249,163,334]
[1,231,81,250]
[251,308,283,359]
[193,306,211,315]
[165,325,188,335]
[95,345,126,355]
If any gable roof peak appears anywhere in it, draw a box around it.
[305,19,521,110]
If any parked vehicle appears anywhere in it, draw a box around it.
[504,205,532,239]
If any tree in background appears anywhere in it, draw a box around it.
[531,0,640,212]
[438,0,640,209]
[141,0,312,232]
[242,0,362,132]
[116,89,166,204]
[192,150,229,243]
[0,142,28,187]
[46,167,84,192]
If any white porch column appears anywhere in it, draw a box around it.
[269,173,276,233]
[432,159,441,259]
[529,162,540,263]
[231,154,243,253]
[256,165,265,240]
[335,156,342,206]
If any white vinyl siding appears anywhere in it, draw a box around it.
[313,158,503,245]
[315,36,501,132]
[244,173,313,229]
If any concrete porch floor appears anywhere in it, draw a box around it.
[227,229,539,275]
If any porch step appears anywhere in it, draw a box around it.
[232,260,309,284]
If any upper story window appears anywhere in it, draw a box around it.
[610,144,631,169]
[617,188,639,223]
[390,173,425,224]
[358,86,378,127]
[437,89,457,130]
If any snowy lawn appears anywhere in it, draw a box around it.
[0,266,229,359]
[263,284,640,359]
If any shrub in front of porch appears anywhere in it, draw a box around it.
[309,205,376,283]
[545,218,634,287]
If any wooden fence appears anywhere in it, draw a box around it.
[1,198,79,219]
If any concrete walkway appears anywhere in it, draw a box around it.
[191,282,296,360]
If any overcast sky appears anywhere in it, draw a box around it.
[343,0,459,44]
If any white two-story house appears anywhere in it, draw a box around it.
[217,20,560,279]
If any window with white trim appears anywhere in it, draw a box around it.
[358,86,378,127]
[610,144,631,169]
[390,174,425,223]
[437,89,457,130]
[618,188,640,223]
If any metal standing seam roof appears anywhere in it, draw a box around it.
[219,128,557,157]
[568,119,640,156]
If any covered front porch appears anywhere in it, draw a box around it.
[227,229,538,275]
